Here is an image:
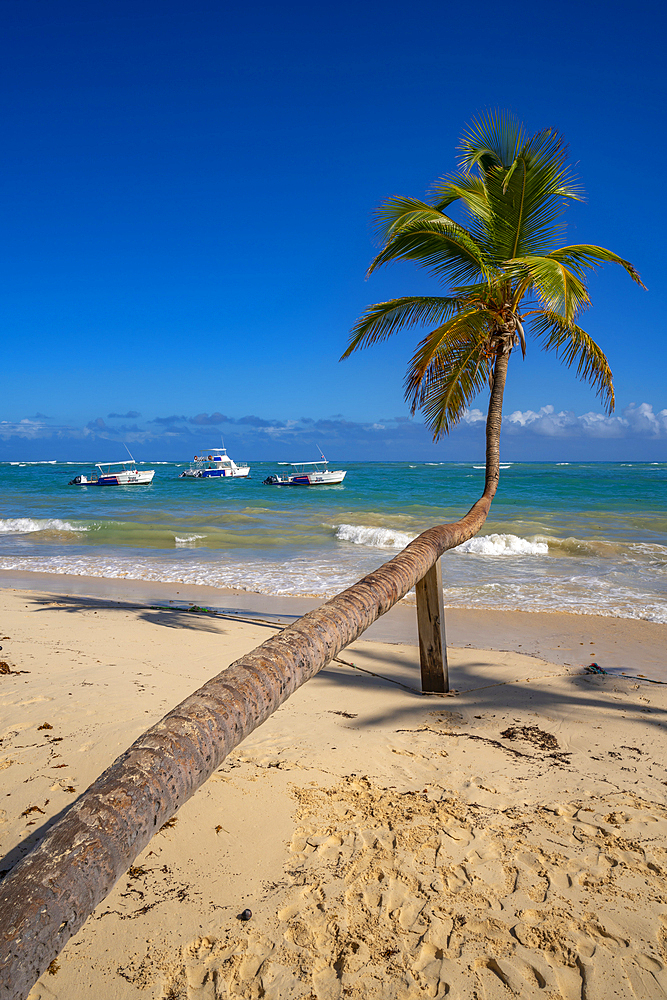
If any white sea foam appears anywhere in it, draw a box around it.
[0,518,87,535]
[0,538,664,622]
[335,524,415,549]
[174,534,207,547]
[1,461,664,623]
[335,524,550,557]
[454,533,549,557]
[556,462,570,465]
[437,579,667,624]
[0,553,356,599]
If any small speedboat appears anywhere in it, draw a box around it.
[179,448,250,479]
[263,456,346,486]
[68,460,155,486]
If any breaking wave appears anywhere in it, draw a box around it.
[455,533,549,557]
[1,461,664,622]
[336,524,549,557]
[174,534,207,547]
[335,524,416,549]
[0,517,87,535]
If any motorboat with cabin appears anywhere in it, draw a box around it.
[263,455,346,486]
[179,448,250,479]
[68,459,155,486]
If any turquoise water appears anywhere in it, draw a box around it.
[0,460,665,621]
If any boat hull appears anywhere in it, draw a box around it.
[266,470,346,486]
[69,470,155,486]
[97,470,155,486]
[180,450,250,479]
[179,467,250,479]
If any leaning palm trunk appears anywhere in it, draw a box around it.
[0,352,509,1000]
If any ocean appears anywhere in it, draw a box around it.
[0,460,665,622]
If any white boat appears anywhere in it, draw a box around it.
[179,448,250,479]
[263,456,346,486]
[68,460,155,486]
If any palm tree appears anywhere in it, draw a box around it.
[342,112,644,509]
[0,116,646,1000]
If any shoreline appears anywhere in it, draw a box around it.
[1,567,666,679]
[3,458,665,630]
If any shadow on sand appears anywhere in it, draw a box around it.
[3,590,665,880]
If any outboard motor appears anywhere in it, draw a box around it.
[263,475,279,485]
[68,475,82,485]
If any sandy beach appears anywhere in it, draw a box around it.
[2,579,667,999]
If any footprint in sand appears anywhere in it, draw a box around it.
[160,777,667,1000]
[184,937,216,999]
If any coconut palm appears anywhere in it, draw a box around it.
[0,117,646,999]
[342,112,644,502]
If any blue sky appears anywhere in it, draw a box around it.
[1,0,665,460]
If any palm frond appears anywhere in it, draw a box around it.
[367,218,494,286]
[530,310,615,412]
[345,112,644,441]
[547,245,646,287]
[429,173,490,220]
[464,116,584,260]
[449,280,505,308]
[372,197,457,244]
[411,338,493,438]
[459,111,525,173]
[505,255,590,321]
[404,308,494,413]
[341,296,461,359]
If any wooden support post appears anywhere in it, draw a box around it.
[415,559,449,693]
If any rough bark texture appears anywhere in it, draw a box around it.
[485,348,509,498]
[0,351,510,1000]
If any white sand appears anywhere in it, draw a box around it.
[1,586,667,999]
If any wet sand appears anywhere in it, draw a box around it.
[1,567,665,676]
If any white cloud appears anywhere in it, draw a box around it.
[2,403,667,461]
[0,417,156,444]
[461,408,485,424]
[623,402,667,436]
[506,405,593,437]
[0,419,52,440]
[503,403,667,439]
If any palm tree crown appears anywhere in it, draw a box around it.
[342,112,644,440]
